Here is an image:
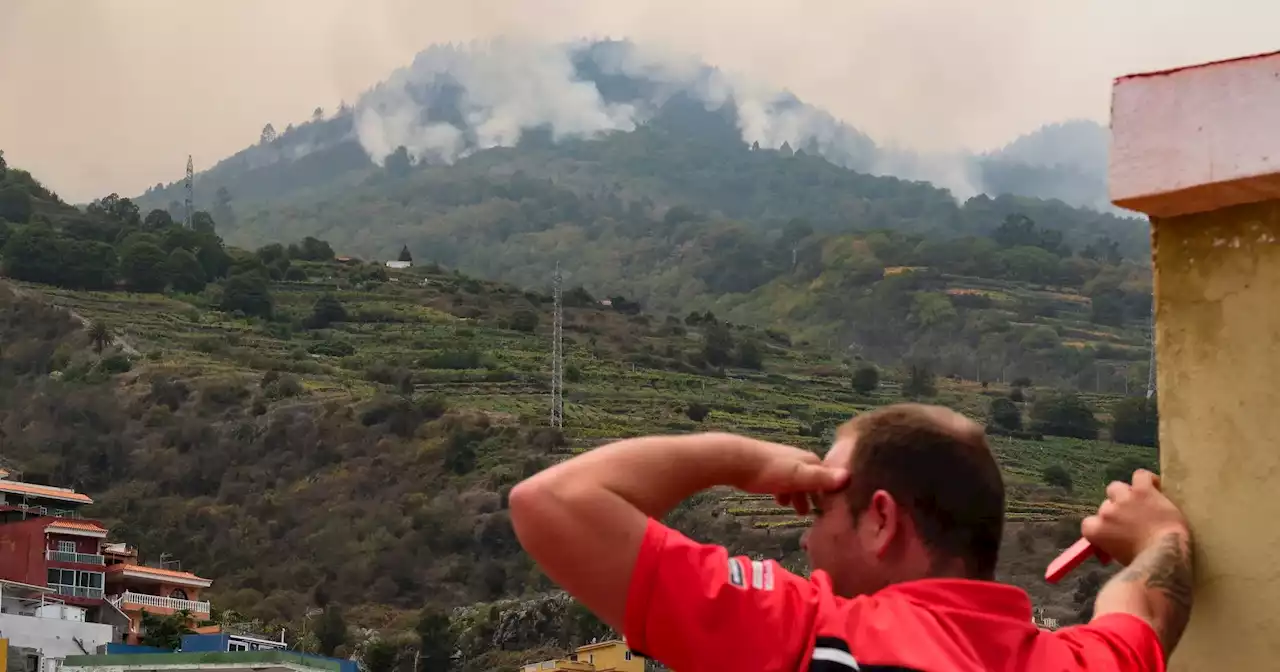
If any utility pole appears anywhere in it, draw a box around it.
[550,262,564,428]
[184,155,194,228]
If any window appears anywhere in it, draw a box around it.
[169,588,189,600]
[47,569,104,598]
[228,641,248,652]
[625,652,633,661]
[58,541,76,553]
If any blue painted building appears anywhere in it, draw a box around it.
[66,634,356,672]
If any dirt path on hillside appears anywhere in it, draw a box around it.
[5,282,141,356]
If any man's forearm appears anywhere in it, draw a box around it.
[509,432,758,629]
[518,432,755,517]
[1092,529,1194,656]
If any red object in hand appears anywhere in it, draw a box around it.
[1045,538,1112,584]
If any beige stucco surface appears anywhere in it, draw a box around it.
[1152,202,1280,669]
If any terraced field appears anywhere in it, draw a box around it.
[22,262,1154,530]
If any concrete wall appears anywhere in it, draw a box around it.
[1110,49,1280,670]
[0,613,114,663]
[1151,202,1280,667]
[0,519,50,586]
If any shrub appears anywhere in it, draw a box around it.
[1029,391,1099,440]
[1110,396,1158,447]
[851,364,879,394]
[307,340,355,358]
[686,402,711,422]
[1042,464,1073,492]
[97,353,132,375]
[509,310,539,333]
[1103,456,1156,485]
[989,397,1022,431]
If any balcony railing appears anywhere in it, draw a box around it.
[46,549,105,565]
[51,585,104,600]
[0,502,83,518]
[109,590,210,615]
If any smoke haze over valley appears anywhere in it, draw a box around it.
[4,0,1280,204]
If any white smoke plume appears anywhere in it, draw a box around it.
[352,38,984,198]
[356,38,639,166]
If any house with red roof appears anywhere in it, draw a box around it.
[0,471,213,648]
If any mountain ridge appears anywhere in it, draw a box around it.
[134,38,1116,215]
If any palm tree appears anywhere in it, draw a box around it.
[88,320,110,354]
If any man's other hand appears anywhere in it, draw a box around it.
[721,439,847,515]
[1081,469,1189,566]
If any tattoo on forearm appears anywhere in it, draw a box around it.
[1115,532,1194,653]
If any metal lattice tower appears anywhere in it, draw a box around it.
[550,262,564,428]
[184,155,194,228]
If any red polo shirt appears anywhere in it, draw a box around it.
[625,519,1164,672]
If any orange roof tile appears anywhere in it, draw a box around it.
[108,563,211,584]
[0,481,93,504]
[46,520,107,533]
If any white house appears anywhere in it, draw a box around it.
[0,580,116,672]
[385,260,411,269]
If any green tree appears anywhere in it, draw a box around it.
[509,310,538,333]
[191,211,217,235]
[386,146,412,178]
[1089,291,1128,327]
[220,272,273,318]
[902,363,936,398]
[2,225,62,284]
[361,638,398,672]
[143,208,175,230]
[87,193,141,228]
[120,239,169,292]
[702,321,734,367]
[398,245,413,263]
[736,339,763,369]
[686,402,710,422]
[60,239,118,290]
[307,294,348,329]
[1104,455,1156,485]
[0,184,32,223]
[1029,391,1099,439]
[138,609,195,650]
[212,187,236,228]
[1111,396,1158,447]
[293,236,334,261]
[989,397,1022,431]
[851,364,879,395]
[314,606,347,657]
[194,236,232,279]
[87,321,110,354]
[1042,464,1073,492]
[416,606,455,672]
[444,429,481,475]
[166,248,207,293]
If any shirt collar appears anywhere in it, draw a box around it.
[877,578,1034,621]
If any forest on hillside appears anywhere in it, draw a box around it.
[118,76,1155,393]
[0,147,1158,669]
[215,141,1153,390]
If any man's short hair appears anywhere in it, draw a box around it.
[837,403,1005,579]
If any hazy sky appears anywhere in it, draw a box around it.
[2,0,1278,203]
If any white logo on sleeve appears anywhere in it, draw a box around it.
[728,558,745,587]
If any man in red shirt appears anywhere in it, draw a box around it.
[511,403,1192,671]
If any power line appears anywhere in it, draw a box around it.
[550,262,564,428]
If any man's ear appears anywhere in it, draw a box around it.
[867,489,901,558]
